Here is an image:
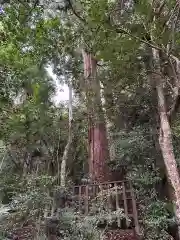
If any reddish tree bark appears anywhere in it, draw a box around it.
[82,50,109,183]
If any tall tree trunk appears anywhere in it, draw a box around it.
[152,47,180,238]
[82,50,110,183]
[60,83,73,187]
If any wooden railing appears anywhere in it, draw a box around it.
[72,180,140,235]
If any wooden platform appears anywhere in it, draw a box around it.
[73,180,140,235]
[10,181,140,239]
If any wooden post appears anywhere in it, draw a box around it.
[122,182,129,227]
[115,183,121,227]
[85,185,89,215]
[129,182,140,235]
[79,186,82,213]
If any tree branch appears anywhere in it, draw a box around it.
[158,1,166,16]
[15,0,29,8]
[6,147,21,170]
[168,94,180,123]
[107,21,163,51]
[25,0,39,21]
[67,0,86,23]
[67,0,163,52]
[41,138,54,158]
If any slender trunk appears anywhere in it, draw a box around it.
[60,84,73,187]
[101,84,115,162]
[82,50,109,183]
[105,119,115,162]
[152,48,180,237]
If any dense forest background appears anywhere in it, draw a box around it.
[1,0,180,239]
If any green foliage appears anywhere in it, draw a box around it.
[144,201,174,229]
[0,0,180,239]
[111,126,174,239]
[55,208,102,240]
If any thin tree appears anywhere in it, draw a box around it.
[60,82,73,187]
[151,47,180,237]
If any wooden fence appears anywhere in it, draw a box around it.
[72,180,140,235]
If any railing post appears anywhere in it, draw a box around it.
[122,181,129,228]
[85,185,89,215]
[115,183,121,227]
[129,182,140,235]
[79,186,82,213]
